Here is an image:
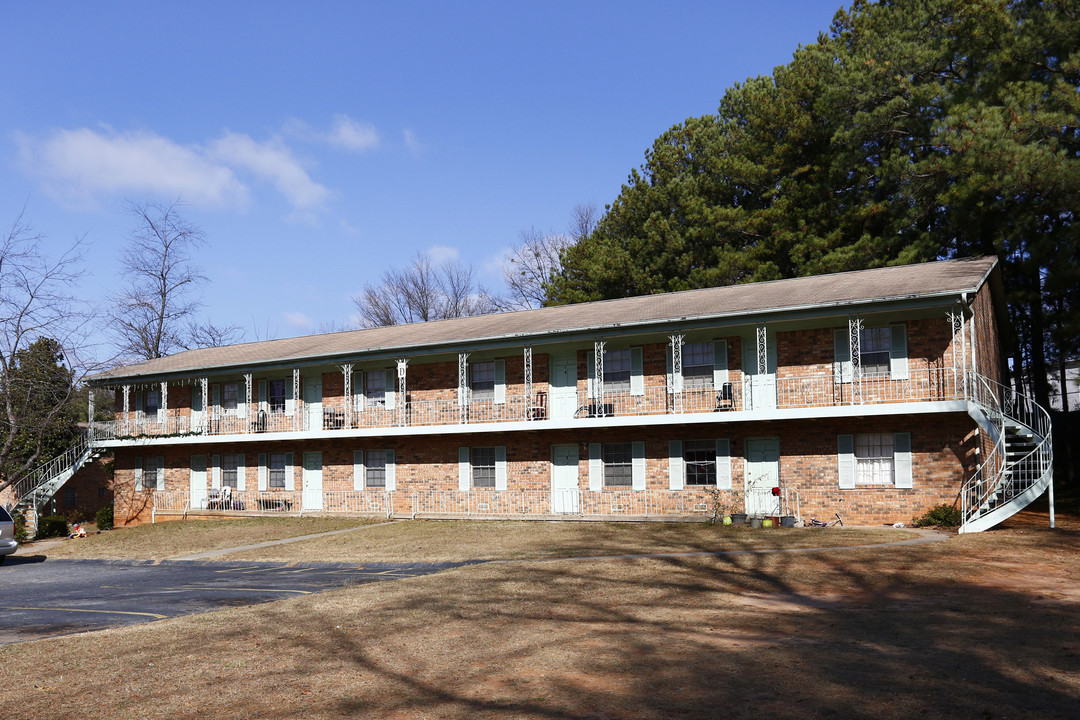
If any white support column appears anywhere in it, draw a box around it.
[243,373,252,433]
[594,340,606,417]
[292,368,301,431]
[396,358,409,427]
[848,315,863,405]
[962,307,970,398]
[523,346,533,419]
[201,377,209,433]
[340,364,354,429]
[88,389,95,439]
[122,384,130,435]
[458,352,470,424]
[948,310,964,398]
[670,334,684,413]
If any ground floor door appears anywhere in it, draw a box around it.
[302,451,323,510]
[550,444,580,514]
[744,437,780,516]
[190,455,207,509]
[550,353,578,420]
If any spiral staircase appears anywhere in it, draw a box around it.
[960,372,1054,534]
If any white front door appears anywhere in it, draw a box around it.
[742,333,778,411]
[302,451,323,510]
[304,377,323,431]
[190,455,207,509]
[551,444,580,513]
[550,353,578,420]
[744,437,781,516]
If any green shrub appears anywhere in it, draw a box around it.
[95,504,114,531]
[913,504,962,527]
[13,513,29,543]
[36,515,69,539]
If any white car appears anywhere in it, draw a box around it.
[0,505,17,564]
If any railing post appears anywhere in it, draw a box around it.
[523,347,533,420]
[594,340,606,417]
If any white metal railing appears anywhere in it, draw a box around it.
[153,489,394,516]
[961,371,1053,531]
[10,431,91,509]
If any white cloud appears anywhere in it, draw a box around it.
[283,311,314,330]
[328,114,380,152]
[210,132,331,210]
[402,128,423,156]
[15,127,249,210]
[426,244,460,265]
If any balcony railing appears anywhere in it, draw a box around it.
[97,367,965,442]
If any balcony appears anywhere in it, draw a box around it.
[92,367,964,443]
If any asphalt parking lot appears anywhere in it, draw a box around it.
[0,556,471,644]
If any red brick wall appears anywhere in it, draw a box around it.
[112,412,975,526]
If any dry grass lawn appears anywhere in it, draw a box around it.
[35,517,373,560]
[3,510,1078,719]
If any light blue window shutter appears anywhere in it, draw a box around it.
[837,435,855,489]
[284,381,294,415]
[494,359,506,405]
[134,456,143,491]
[212,384,221,412]
[353,449,364,490]
[385,369,396,410]
[716,439,732,489]
[354,370,364,412]
[192,384,203,413]
[236,454,246,491]
[258,380,267,413]
[630,348,644,396]
[385,449,396,491]
[458,447,470,491]
[890,324,909,380]
[135,390,144,424]
[834,329,852,383]
[714,340,729,386]
[588,443,602,491]
[632,441,646,490]
[258,453,267,491]
[211,454,221,488]
[668,440,684,490]
[894,432,913,488]
[495,445,507,490]
[285,452,294,491]
[157,456,166,490]
[586,356,596,399]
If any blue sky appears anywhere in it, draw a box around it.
[1,0,843,356]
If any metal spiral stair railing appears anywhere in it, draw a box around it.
[960,372,1054,534]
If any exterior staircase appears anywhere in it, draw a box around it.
[960,373,1054,534]
[5,432,100,535]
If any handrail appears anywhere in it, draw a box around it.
[10,431,90,507]
[961,371,1053,531]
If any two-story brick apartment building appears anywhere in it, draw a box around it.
[84,256,1053,533]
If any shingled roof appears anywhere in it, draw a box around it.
[90,256,997,382]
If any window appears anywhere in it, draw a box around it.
[471,447,496,488]
[268,379,286,413]
[603,442,633,487]
[604,350,632,393]
[470,362,495,400]
[222,454,239,489]
[682,343,714,388]
[855,434,894,485]
[365,450,387,488]
[145,390,160,415]
[365,371,385,407]
[63,488,77,508]
[684,440,716,485]
[860,328,891,376]
[269,453,287,489]
[222,383,238,411]
[98,487,108,498]
[143,456,160,490]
